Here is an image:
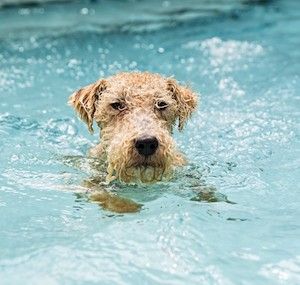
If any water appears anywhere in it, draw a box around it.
[0,0,300,284]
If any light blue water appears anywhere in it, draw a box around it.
[0,1,300,284]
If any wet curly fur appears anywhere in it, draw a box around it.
[69,72,198,184]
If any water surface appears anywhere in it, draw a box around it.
[0,0,299,284]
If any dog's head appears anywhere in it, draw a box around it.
[69,72,198,183]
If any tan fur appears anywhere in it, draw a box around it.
[69,72,198,184]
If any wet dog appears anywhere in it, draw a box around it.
[69,72,198,184]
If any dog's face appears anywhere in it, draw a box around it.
[69,72,197,184]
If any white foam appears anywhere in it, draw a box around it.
[260,256,300,282]
[184,37,264,72]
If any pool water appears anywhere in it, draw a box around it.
[0,0,300,284]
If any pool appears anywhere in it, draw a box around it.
[0,0,299,284]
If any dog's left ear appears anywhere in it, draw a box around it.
[69,79,107,133]
[167,79,198,130]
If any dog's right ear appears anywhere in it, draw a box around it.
[69,79,107,133]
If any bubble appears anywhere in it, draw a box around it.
[80,8,89,15]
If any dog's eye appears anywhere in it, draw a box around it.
[111,102,126,111]
[156,101,168,110]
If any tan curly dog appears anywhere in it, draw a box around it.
[69,72,198,185]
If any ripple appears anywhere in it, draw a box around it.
[260,256,300,283]
[0,113,39,131]
[0,1,249,39]
[2,169,84,193]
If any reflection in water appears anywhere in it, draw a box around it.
[83,178,142,213]
[191,186,236,204]
[66,156,235,213]
[89,191,142,214]
[63,154,236,213]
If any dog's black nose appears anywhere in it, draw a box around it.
[135,136,159,156]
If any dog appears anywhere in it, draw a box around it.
[69,72,198,185]
[68,72,198,213]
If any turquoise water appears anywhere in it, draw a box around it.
[0,1,300,284]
